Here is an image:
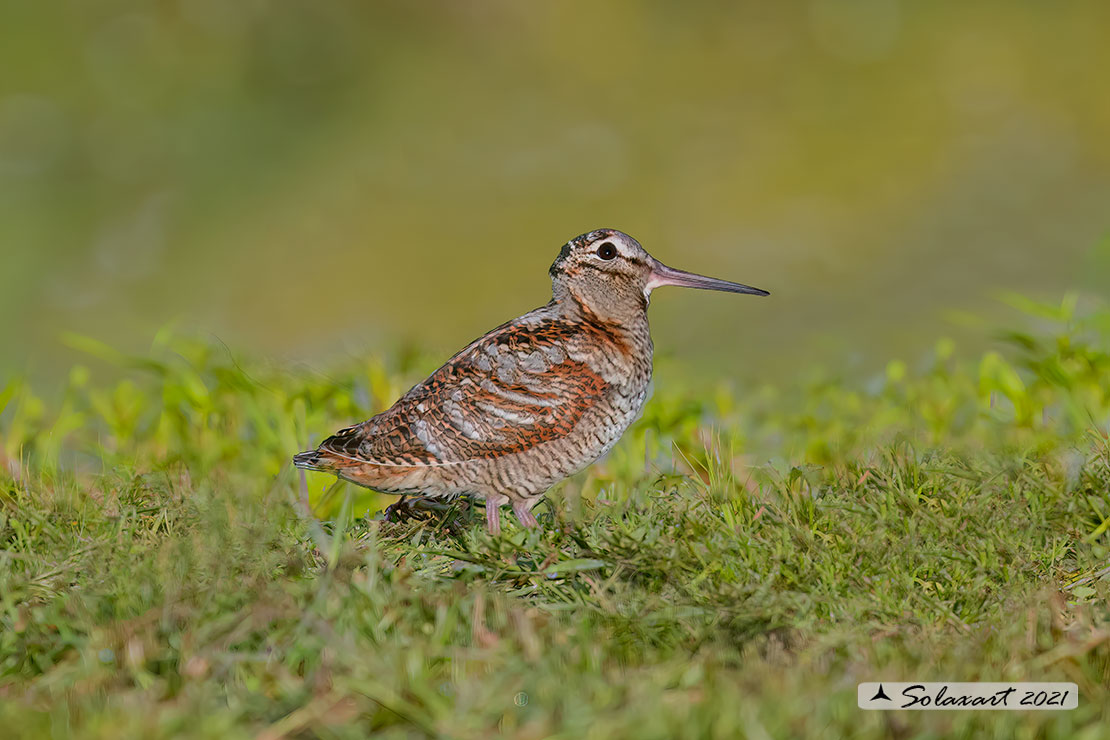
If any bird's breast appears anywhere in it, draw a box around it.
[569,327,653,450]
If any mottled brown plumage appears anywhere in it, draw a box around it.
[294,229,767,534]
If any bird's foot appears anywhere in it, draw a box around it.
[512,501,539,529]
[382,496,471,532]
[383,496,450,522]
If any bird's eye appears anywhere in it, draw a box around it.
[596,242,617,260]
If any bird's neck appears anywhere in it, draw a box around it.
[549,291,651,346]
[553,283,649,325]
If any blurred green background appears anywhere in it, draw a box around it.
[3,0,1109,382]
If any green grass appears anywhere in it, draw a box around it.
[1,295,1109,739]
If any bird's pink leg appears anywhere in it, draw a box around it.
[485,495,507,535]
[512,500,538,528]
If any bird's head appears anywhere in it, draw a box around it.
[548,228,768,321]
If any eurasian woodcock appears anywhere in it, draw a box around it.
[294,229,768,534]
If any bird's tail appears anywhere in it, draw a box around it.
[293,449,331,472]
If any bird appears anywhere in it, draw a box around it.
[293,229,768,534]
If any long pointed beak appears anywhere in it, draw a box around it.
[645,259,769,297]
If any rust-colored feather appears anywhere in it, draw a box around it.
[317,316,616,469]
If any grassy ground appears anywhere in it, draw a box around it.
[2,296,1109,739]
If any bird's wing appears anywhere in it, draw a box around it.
[315,317,619,467]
